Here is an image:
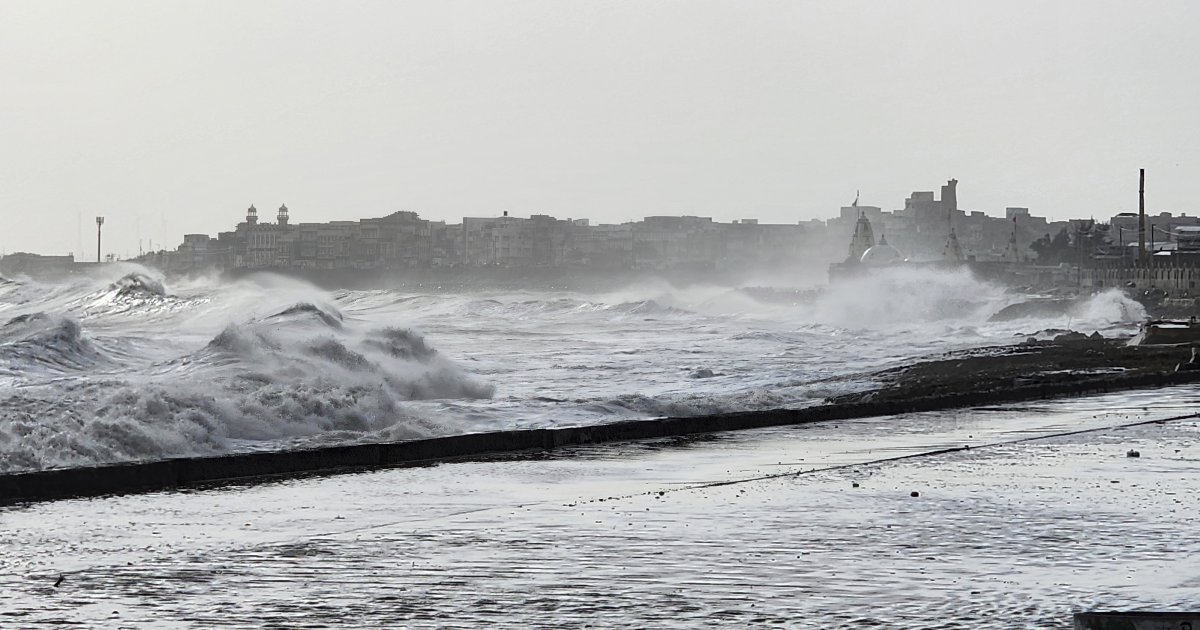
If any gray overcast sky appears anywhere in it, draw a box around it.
[1,1,1197,258]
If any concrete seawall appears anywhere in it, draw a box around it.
[5,370,1200,506]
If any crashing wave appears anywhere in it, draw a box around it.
[362,327,438,361]
[0,317,493,472]
[608,299,692,316]
[110,272,167,297]
[206,324,279,355]
[0,313,102,371]
[268,302,344,329]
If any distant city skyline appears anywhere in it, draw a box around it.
[2,1,1198,257]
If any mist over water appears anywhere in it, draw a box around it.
[0,265,1146,473]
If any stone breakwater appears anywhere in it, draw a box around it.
[3,339,1198,505]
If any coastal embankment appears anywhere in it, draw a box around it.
[2,337,1197,505]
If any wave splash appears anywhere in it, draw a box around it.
[0,313,104,373]
[0,275,493,473]
[808,266,1008,329]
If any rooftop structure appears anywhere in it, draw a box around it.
[860,234,904,267]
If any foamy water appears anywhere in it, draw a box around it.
[0,265,1146,472]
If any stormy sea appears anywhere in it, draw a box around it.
[0,264,1144,473]
[7,265,1198,628]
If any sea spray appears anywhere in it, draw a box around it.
[807,266,1009,329]
[1071,288,1146,325]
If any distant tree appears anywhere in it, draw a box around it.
[1078,222,1112,257]
[1031,228,1072,264]
[1031,223,1112,264]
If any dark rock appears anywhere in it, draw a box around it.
[989,298,1078,322]
[1176,346,1200,372]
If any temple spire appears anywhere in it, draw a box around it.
[1002,216,1020,262]
[942,204,963,262]
[847,211,875,263]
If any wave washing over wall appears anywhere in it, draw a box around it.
[0,265,1146,473]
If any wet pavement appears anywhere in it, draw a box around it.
[2,387,1199,628]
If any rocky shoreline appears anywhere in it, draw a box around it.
[829,336,1196,405]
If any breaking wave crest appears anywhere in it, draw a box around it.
[0,273,494,472]
[1071,288,1146,325]
[0,313,104,373]
[110,272,167,298]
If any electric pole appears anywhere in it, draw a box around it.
[1138,168,1146,264]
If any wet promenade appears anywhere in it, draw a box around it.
[3,387,1198,628]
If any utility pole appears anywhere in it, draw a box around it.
[1076,222,1083,287]
[96,216,105,263]
[1138,168,1146,264]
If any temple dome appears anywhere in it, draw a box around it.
[860,235,904,266]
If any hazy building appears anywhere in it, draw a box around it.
[355,211,432,268]
[528,214,572,267]
[1109,210,1200,259]
[718,220,811,268]
[633,216,719,269]
[176,234,218,270]
[0,252,76,277]
[147,177,1060,275]
[567,221,633,268]
[462,214,533,266]
[241,204,286,267]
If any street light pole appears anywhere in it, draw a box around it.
[96,216,105,263]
